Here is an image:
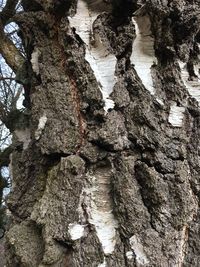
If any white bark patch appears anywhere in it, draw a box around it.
[69,0,116,112]
[179,61,200,105]
[78,168,118,255]
[131,15,157,95]
[98,259,106,267]
[15,128,31,149]
[68,223,85,240]
[156,98,164,106]
[130,235,149,265]
[31,49,40,75]
[194,63,200,77]
[85,41,116,112]
[9,154,14,187]
[126,251,134,260]
[176,225,188,267]
[35,114,47,140]
[168,103,185,127]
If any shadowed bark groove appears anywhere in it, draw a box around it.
[4,0,200,266]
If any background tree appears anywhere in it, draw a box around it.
[1,0,200,266]
[0,0,23,244]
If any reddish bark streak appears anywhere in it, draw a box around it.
[69,78,86,153]
[53,20,86,153]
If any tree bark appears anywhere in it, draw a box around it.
[5,0,200,266]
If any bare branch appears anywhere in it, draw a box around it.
[0,76,15,81]
[0,0,19,25]
[0,20,25,73]
[0,145,13,168]
[10,84,22,109]
[0,101,8,122]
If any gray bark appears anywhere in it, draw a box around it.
[5,0,200,266]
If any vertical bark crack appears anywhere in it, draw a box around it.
[69,78,86,153]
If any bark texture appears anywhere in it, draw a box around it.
[5,0,200,266]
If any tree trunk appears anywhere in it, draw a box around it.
[5,0,200,266]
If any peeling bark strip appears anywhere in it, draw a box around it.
[179,61,200,105]
[4,0,200,266]
[31,48,40,75]
[177,225,189,267]
[168,103,185,127]
[129,235,149,265]
[131,13,157,95]
[78,167,118,255]
[35,114,47,140]
[14,128,31,149]
[69,0,116,112]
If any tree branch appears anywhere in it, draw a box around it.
[0,0,19,25]
[0,145,13,168]
[10,85,22,109]
[0,101,8,124]
[0,20,25,73]
[0,76,15,81]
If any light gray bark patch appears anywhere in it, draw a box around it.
[30,156,85,265]
[31,81,81,154]
[35,114,47,140]
[31,156,85,231]
[14,128,31,149]
[6,222,44,266]
[7,145,47,219]
[129,235,149,265]
[31,48,40,75]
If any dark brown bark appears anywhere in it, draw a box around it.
[0,0,19,25]
[3,0,200,266]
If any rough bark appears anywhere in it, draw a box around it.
[4,0,200,266]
